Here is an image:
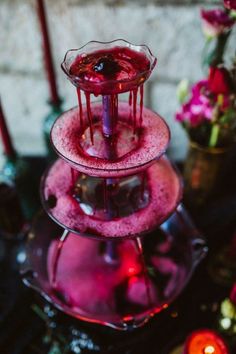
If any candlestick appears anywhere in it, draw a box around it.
[43,101,63,161]
[184,329,229,354]
[36,0,60,105]
[36,0,64,160]
[0,100,39,221]
[0,99,16,158]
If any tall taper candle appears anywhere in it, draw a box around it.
[36,0,60,105]
[0,99,16,158]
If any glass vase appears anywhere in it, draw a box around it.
[183,141,229,207]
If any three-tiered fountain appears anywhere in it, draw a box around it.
[22,40,207,331]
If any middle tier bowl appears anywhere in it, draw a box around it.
[41,156,182,239]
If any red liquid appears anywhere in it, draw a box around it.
[70,47,148,145]
[139,84,144,125]
[46,227,189,328]
[51,103,170,178]
[133,88,138,132]
[52,230,69,285]
[76,88,84,130]
[42,157,182,239]
[135,238,152,308]
[0,101,16,157]
[84,92,94,144]
[75,89,143,147]
[69,46,151,95]
[129,91,133,121]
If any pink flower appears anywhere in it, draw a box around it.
[191,80,209,97]
[201,9,235,37]
[224,0,236,10]
[176,87,214,127]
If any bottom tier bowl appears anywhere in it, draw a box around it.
[21,205,207,330]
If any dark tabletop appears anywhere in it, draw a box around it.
[1,156,236,354]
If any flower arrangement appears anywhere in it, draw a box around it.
[176,1,236,148]
[224,0,236,10]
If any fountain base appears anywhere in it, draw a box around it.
[21,207,207,330]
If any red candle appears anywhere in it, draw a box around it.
[184,329,229,354]
[36,0,60,105]
[230,283,236,305]
[0,99,16,157]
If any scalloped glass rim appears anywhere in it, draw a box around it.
[61,39,157,90]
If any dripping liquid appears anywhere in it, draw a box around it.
[135,238,153,307]
[52,230,69,285]
[139,84,144,125]
[77,88,84,130]
[132,88,138,132]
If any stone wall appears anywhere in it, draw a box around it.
[0,0,234,164]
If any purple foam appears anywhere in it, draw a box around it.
[51,102,170,178]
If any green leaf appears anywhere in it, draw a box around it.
[230,10,236,20]
[209,124,220,147]
[176,79,189,104]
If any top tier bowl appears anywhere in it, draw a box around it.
[61,39,157,95]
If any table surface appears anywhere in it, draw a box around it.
[1,155,236,354]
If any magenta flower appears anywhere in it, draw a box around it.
[191,80,209,97]
[224,0,236,10]
[176,79,214,126]
[201,9,235,37]
[176,88,214,127]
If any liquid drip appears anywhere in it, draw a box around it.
[135,238,152,308]
[77,88,84,130]
[139,85,144,125]
[52,229,69,285]
[85,92,94,144]
[111,94,118,132]
[129,91,133,120]
[133,88,138,132]
[129,91,133,106]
